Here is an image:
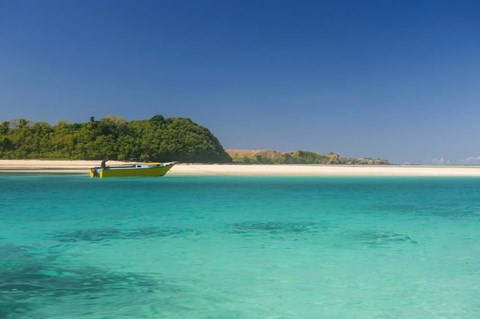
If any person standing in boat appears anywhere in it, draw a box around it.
[101,156,109,170]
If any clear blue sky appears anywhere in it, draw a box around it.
[1,0,479,164]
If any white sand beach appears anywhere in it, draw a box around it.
[1,160,480,176]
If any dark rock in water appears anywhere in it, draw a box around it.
[0,243,168,318]
[52,226,200,242]
[52,228,121,242]
[125,227,200,238]
[228,221,320,235]
[349,230,418,247]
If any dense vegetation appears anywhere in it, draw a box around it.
[0,115,232,163]
[227,149,389,165]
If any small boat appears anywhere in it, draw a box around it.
[89,162,177,178]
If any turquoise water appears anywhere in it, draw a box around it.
[1,175,480,318]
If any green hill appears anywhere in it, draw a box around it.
[227,149,389,165]
[0,115,232,163]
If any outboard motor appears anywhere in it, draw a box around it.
[90,168,100,177]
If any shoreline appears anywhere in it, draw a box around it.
[1,160,480,176]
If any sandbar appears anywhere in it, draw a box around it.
[0,160,480,176]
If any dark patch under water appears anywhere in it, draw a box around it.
[348,230,418,247]
[228,221,321,235]
[52,226,200,243]
[0,243,172,318]
[227,222,417,248]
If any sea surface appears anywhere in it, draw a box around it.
[1,175,480,318]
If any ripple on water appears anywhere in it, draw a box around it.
[370,203,480,219]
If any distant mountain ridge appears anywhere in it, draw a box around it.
[226,149,389,165]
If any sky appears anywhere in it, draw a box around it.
[1,0,479,164]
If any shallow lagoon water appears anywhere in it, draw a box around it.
[1,175,480,318]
